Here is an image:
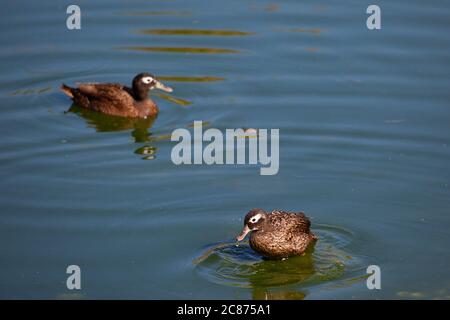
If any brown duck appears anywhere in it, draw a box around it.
[61,73,173,118]
[236,208,317,260]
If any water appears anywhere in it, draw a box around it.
[1,0,450,299]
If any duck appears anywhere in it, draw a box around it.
[61,73,173,118]
[236,208,317,260]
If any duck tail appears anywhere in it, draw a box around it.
[298,211,317,239]
[61,83,74,98]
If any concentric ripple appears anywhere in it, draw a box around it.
[194,225,368,291]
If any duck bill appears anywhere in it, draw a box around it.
[236,225,251,242]
[154,80,173,93]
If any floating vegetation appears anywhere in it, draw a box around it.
[119,46,239,54]
[158,76,225,83]
[138,29,253,36]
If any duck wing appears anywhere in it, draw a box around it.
[269,210,313,234]
[76,83,126,96]
[75,83,138,117]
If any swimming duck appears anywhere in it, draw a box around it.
[236,208,317,260]
[61,73,173,118]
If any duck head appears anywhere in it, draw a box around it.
[236,208,268,241]
[132,72,173,100]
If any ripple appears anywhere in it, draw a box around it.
[194,225,367,291]
[121,10,191,16]
[137,29,253,36]
[118,46,240,54]
[9,87,52,96]
[154,93,192,106]
[288,28,323,34]
[158,76,225,83]
[274,27,324,34]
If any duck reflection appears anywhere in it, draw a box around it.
[195,242,316,300]
[248,245,316,300]
[67,104,156,142]
[252,288,306,300]
[67,105,158,158]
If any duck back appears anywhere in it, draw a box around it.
[249,210,317,259]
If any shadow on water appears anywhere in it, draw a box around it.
[67,105,158,156]
[194,225,368,299]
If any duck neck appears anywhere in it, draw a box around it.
[132,86,149,101]
[258,222,272,233]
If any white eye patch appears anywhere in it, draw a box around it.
[142,76,154,84]
[249,214,262,224]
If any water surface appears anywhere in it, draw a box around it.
[1,0,450,299]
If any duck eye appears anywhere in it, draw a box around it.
[142,76,154,84]
[249,213,262,224]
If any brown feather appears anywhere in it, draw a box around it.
[61,81,159,118]
[248,210,317,259]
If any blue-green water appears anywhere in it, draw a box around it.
[1,0,450,299]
